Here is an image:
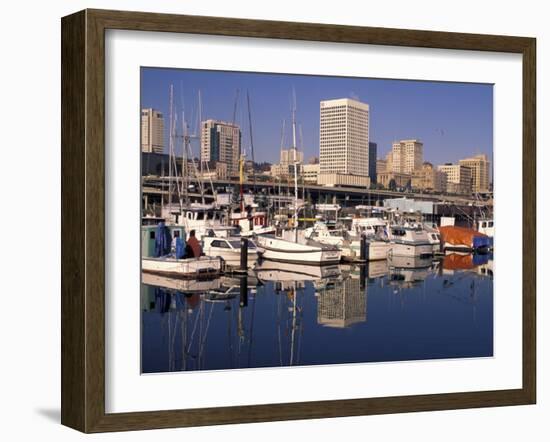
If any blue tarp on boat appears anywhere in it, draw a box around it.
[154,222,172,257]
[175,237,186,259]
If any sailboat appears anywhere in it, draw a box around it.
[229,91,275,237]
[256,90,341,265]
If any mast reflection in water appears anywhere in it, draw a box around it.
[141,255,493,373]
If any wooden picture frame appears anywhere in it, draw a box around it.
[61,8,536,433]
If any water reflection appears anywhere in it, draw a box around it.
[141,253,493,373]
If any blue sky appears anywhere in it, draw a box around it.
[141,67,493,166]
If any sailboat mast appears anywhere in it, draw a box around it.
[246,90,257,192]
[168,84,174,216]
[292,90,299,239]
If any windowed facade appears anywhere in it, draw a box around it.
[141,108,164,154]
[319,98,369,177]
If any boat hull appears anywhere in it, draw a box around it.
[256,236,341,265]
[142,256,223,278]
[202,248,258,265]
[388,242,433,258]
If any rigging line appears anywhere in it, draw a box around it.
[168,84,175,215]
[197,301,215,363]
[247,282,257,368]
[185,303,202,355]
[170,306,180,371]
[181,309,187,371]
[277,291,283,366]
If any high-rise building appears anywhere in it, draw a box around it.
[459,153,490,193]
[141,108,164,154]
[200,119,241,177]
[391,139,423,174]
[368,142,377,183]
[438,164,473,195]
[319,98,370,177]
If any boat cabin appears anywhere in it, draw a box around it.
[478,219,494,237]
[141,224,185,258]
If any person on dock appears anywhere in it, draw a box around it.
[186,230,202,258]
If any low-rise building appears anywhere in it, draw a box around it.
[270,147,304,180]
[200,160,228,180]
[376,171,411,190]
[317,173,371,188]
[437,164,473,195]
[411,162,447,192]
[302,163,320,184]
[376,158,387,175]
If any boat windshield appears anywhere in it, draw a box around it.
[229,240,255,249]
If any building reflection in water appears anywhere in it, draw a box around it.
[316,273,367,328]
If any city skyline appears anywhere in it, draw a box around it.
[141,67,493,168]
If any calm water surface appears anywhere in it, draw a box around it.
[141,254,493,373]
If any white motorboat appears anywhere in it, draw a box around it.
[304,222,389,261]
[387,226,433,258]
[202,236,259,266]
[477,219,494,238]
[349,217,389,237]
[255,230,341,265]
[423,225,442,253]
[163,204,227,239]
[142,255,223,278]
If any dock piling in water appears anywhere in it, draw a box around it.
[239,276,248,307]
[240,237,248,271]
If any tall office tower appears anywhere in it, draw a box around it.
[459,153,490,193]
[319,98,370,177]
[391,139,423,174]
[200,119,241,177]
[141,108,164,154]
[368,142,377,182]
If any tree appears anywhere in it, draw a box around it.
[388,179,397,191]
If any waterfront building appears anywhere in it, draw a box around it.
[459,153,490,193]
[390,139,423,174]
[369,142,377,183]
[200,119,241,177]
[302,163,320,184]
[411,162,447,192]
[141,108,164,154]
[377,171,411,190]
[319,98,370,177]
[438,164,473,195]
